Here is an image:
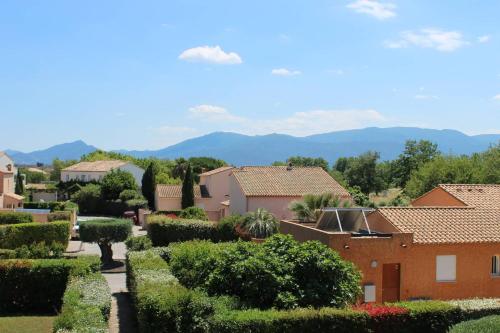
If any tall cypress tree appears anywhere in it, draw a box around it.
[181,163,195,209]
[15,169,24,195]
[142,161,157,210]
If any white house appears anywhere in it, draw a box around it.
[0,151,23,209]
[61,160,144,186]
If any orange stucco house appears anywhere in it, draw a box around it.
[281,184,500,303]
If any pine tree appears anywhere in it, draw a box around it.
[181,163,194,209]
[15,169,24,195]
[142,161,157,210]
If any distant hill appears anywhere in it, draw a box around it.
[4,128,499,166]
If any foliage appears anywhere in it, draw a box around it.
[119,188,143,202]
[173,156,227,183]
[53,273,111,333]
[448,298,500,320]
[51,158,77,181]
[142,161,157,209]
[239,208,278,239]
[348,186,370,206]
[395,300,462,333]
[392,140,440,188]
[355,303,409,333]
[179,206,209,220]
[73,183,102,214]
[47,210,72,222]
[450,315,500,333]
[0,221,70,249]
[289,193,342,222]
[285,156,329,170]
[14,241,65,259]
[343,151,383,194]
[125,235,153,251]
[79,219,132,264]
[0,249,16,259]
[20,167,48,184]
[0,211,33,225]
[23,200,77,212]
[0,257,100,314]
[217,215,244,241]
[15,168,25,195]
[147,216,236,246]
[101,169,137,200]
[181,163,195,209]
[204,234,362,310]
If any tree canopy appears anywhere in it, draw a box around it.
[101,169,137,201]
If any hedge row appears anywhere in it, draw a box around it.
[23,201,78,212]
[127,248,500,333]
[0,221,70,249]
[0,256,100,313]
[53,273,112,333]
[450,315,500,333]
[147,216,238,246]
[0,211,33,225]
[47,210,72,222]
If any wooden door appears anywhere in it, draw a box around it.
[382,263,400,302]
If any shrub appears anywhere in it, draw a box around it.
[14,241,65,259]
[396,300,462,333]
[47,210,72,222]
[450,315,500,333]
[449,298,500,320]
[79,219,132,265]
[147,216,217,246]
[73,183,102,214]
[125,235,152,251]
[179,206,209,221]
[0,211,33,225]
[239,208,278,239]
[0,257,100,313]
[0,221,70,249]
[216,215,243,241]
[119,189,142,202]
[125,198,149,212]
[355,303,409,333]
[23,201,78,213]
[101,169,137,201]
[53,273,112,333]
[0,249,16,259]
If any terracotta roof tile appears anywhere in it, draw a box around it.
[438,184,500,209]
[156,184,202,198]
[200,166,234,177]
[377,206,500,244]
[63,160,129,172]
[232,166,351,197]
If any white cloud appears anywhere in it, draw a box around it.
[493,94,500,100]
[385,28,470,52]
[178,45,242,64]
[189,105,245,122]
[478,35,491,43]
[414,94,439,100]
[271,68,301,76]
[346,0,396,20]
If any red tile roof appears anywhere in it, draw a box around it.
[438,184,500,209]
[200,166,234,177]
[156,184,202,198]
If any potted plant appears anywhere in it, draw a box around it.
[239,208,278,242]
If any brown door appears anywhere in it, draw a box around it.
[382,263,400,303]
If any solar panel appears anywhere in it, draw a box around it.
[315,208,375,233]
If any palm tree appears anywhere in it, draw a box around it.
[240,208,278,239]
[289,193,341,222]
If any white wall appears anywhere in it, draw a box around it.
[0,154,16,174]
[60,162,144,186]
[119,163,145,187]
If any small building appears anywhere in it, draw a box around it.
[61,160,144,186]
[155,166,234,221]
[229,166,351,220]
[26,183,58,202]
[0,151,23,209]
[281,184,500,303]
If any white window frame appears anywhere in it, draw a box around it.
[436,255,456,282]
[492,255,500,276]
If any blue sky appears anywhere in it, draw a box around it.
[1,0,499,151]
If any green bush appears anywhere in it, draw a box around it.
[0,221,70,249]
[450,315,500,333]
[396,300,462,333]
[0,211,33,225]
[179,206,209,221]
[14,241,65,259]
[125,235,152,251]
[147,215,237,246]
[217,215,243,241]
[101,169,137,201]
[79,219,132,264]
[449,298,500,321]
[0,249,16,259]
[23,201,78,213]
[47,210,72,222]
[53,273,112,333]
[0,257,100,314]
[73,183,102,214]
[119,189,142,201]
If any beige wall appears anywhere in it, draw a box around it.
[199,168,233,212]
[228,175,247,215]
[248,196,303,220]
[61,170,107,182]
[0,155,16,174]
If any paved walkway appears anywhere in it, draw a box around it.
[68,226,146,333]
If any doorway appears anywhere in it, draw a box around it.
[382,263,400,302]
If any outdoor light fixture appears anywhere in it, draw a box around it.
[343,244,350,249]
[370,260,378,268]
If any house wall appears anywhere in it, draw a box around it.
[32,191,58,202]
[248,196,303,220]
[1,173,14,194]
[280,220,500,302]
[199,168,232,212]
[412,187,466,207]
[228,176,247,215]
[0,155,15,174]
[118,163,145,187]
[61,170,107,182]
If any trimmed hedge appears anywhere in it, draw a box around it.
[23,201,78,213]
[449,298,500,320]
[0,211,33,225]
[53,273,112,333]
[125,235,152,251]
[450,315,500,333]
[147,216,238,246]
[0,256,100,314]
[395,300,462,332]
[47,210,72,222]
[0,221,70,249]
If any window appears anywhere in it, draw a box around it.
[492,255,500,276]
[436,255,456,282]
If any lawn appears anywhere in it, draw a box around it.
[0,316,55,333]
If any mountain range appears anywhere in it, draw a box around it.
[4,127,500,166]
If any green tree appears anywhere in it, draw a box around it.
[101,169,137,201]
[289,193,342,222]
[392,139,440,187]
[343,151,380,194]
[181,164,194,209]
[240,208,278,239]
[142,161,157,209]
[285,156,329,170]
[333,157,351,173]
[51,158,77,181]
[15,169,24,195]
[73,184,102,214]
